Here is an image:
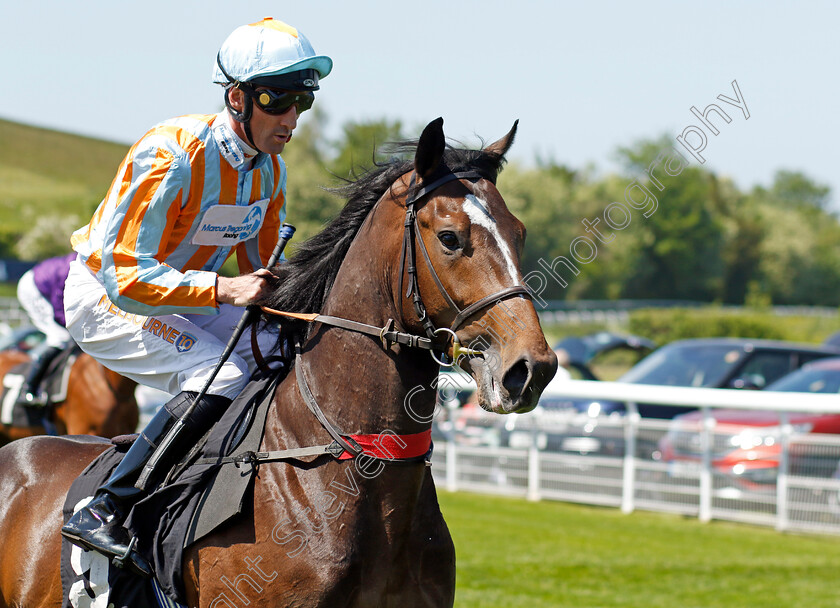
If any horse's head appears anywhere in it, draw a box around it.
[392,118,558,414]
[264,118,556,416]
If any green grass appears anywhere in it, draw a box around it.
[0,119,128,259]
[439,491,840,607]
[0,118,128,188]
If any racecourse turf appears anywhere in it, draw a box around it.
[438,491,840,608]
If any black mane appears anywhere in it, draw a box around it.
[262,139,509,335]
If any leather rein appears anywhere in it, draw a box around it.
[256,167,532,464]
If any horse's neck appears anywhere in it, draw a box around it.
[260,316,438,541]
[267,311,439,445]
[264,231,440,449]
[306,329,436,433]
[254,198,444,557]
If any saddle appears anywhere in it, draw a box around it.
[0,344,79,431]
[59,372,281,608]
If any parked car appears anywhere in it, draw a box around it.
[501,338,840,457]
[570,338,840,419]
[658,357,840,493]
[555,332,655,381]
[435,332,652,444]
[432,332,647,449]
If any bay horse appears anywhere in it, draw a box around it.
[0,349,139,446]
[0,118,556,608]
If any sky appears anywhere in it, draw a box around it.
[2,1,839,209]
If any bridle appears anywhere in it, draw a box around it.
[263,166,532,366]
[253,166,533,464]
[397,167,531,365]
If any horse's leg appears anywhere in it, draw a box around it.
[0,436,110,608]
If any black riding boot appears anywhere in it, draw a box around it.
[60,391,231,578]
[16,343,63,406]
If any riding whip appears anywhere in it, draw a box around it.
[135,223,296,491]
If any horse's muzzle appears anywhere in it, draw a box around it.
[470,349,558,414]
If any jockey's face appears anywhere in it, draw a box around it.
[227,87,299,155]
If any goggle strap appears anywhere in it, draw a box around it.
[216,52,242,88]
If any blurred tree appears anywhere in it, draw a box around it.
[746,171,840,306]
[329,119,406,181]
[615,138,725,301]
[497,160,587,301]
[278,116,408,255]
[280,107,345,248]
[268,125,840,307]
[765,170,831,211]
[14,213,80,260]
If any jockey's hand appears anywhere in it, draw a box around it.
[216,269,277,307]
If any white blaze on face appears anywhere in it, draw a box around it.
[462,194,519,283]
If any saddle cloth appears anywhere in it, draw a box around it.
[59,372,281,608]
[0,345,79,429]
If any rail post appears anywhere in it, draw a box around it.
[445,438,457,492]
[527,427,541,502]
[621,402,639,514]
[699,406,714,523]
[776,411,791,531]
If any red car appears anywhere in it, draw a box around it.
[658,357,840,491]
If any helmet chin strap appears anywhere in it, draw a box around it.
[223,85,264,155]
[242,116,263,155]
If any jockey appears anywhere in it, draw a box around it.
[15,252,77,405]
[61,18,332,577]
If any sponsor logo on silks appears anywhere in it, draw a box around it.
[199,205,263,241]
[96,293,147,325]
[213,122,245,167]
[95,294,198,353]
[240,206,263,239]
[141,317,187,349]
[175,332,197,353]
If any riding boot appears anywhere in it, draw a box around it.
[16,343,63,406]
[60,390,232,578]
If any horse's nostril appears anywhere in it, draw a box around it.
[503,358,531,402]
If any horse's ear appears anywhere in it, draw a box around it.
[415,117,446,180]
[484,120,519,159]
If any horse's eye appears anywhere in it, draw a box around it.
[438,231,460,251]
